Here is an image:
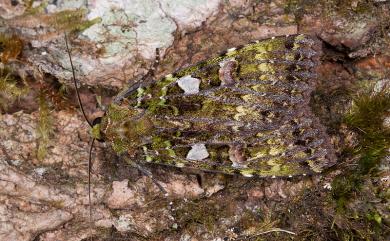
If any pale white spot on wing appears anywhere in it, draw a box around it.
[186,143,209,160]
[227,47,236,52]
[177,75,201,94]
[241,172,253,177]
[232,162,247,168]
[175,163,185,168]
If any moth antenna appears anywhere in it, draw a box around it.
[88,138,95,240]
[64,33,95,240]
[64,33,93,127]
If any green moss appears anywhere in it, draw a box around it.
[332,0,375,15]
[21,6,101,35]
[173,200,227,232]
[326,82,390,240]
[331,173,361,211]
[48,200,65,209]
[238,210,280,239]
[37,92,54,160]
[0,67,29,112]
[24,0,47,15]
[0,33,23,63]
[345,87,390,175]
[52,9,102,34]
[332,84,390,210]
[284,0,376,22]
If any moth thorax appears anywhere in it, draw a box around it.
[120,115,154,143]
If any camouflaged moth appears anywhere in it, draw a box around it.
[86,34,336,178]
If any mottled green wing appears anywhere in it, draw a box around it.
[101,34,336,177]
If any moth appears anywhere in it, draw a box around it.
[79,34,336,179]
[65,33,336,238]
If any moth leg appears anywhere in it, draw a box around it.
[112,81,142,104]
[121,154,168,195]
[196,172,205,189]
[133,163,168,196]
[113,48,161,104]
[145,47,160,80]
[179,167,205,188]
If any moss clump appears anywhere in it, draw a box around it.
[284,0,375,20]
[173,200,226,232]
[37,92,54,160]
[345,86,390,175]
[0,67,29,112]
[331,173,361,211]
[24,0,47,15]
[331,83,389,230]
[0,33,23,63]
[14,4,101,36]
[238,210,285,239]
[51,9,102,34]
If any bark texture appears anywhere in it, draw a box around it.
[0,0,389,240]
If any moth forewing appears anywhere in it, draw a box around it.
[95,34,336,179]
